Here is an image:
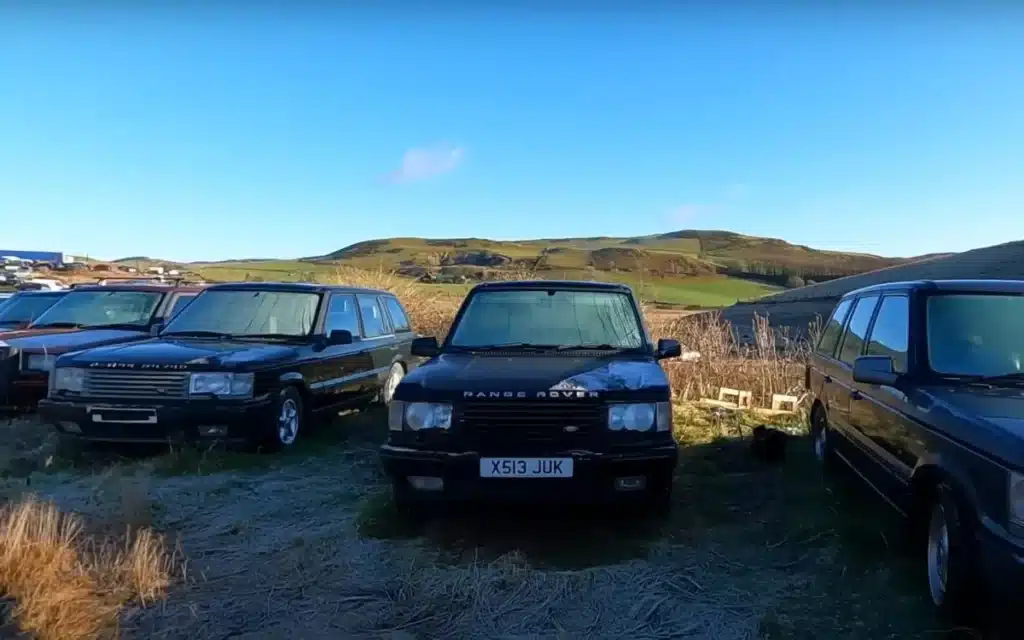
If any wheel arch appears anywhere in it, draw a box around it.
[909,459,980,537]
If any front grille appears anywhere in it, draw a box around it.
[457,400,606,452]
[80,370,190,399]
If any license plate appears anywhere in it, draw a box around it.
[480,457,574,478]
[86,406,158,424]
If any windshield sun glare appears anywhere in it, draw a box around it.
[163,290,321,337]
[447,290,644,349]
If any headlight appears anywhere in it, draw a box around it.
[24,354,56,372]
[404,402,452,431]
[1009,472,1024,528]
[53,367,85,393]
[188,372,254,397]
[608,403,657,431]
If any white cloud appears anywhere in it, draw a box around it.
[387,143,465,183]
[665,203,722,227]
[667,204,702,226]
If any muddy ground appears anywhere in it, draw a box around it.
[0,411,981,640]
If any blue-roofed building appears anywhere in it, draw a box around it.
[0,250,68,264]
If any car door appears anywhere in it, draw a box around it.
[849,294,915,499]
[829,294,880,463]
[356,294,398,396]
[311,292,376,411]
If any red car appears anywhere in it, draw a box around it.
[0,283,203,414]
[0,290,69,333]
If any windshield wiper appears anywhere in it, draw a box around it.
[84,322,148,331]
[464,343,561,352]
[30,321,82,329]
[556,343,621,351]
[160,330,232,338]
[941,372,1024,387]
[233,333,305,341]
[974,372,1024,384]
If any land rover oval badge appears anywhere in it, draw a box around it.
[563,425,579,433]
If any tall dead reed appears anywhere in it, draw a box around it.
[331,267,819,407]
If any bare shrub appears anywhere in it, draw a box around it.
[0,495,176,639]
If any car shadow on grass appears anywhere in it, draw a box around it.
[356,434,990,639]
[26,406,389,477]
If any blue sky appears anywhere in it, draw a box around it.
[1,5,1022,262]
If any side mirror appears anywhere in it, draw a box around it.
[853,355,900,387]
[150,322,164,336]
[411,336,440,358]
[326,329,353,346]
[655,338,682,360]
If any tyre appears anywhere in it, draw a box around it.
[637,470,674,516]
[810,404,835,468]
[391,480,429,520]
[261,386,303,452]
[925,482,982,624]
[380,362,405,405]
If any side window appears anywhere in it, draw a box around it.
[383,296,411,332]
[865,295,910,373]
[325,294,361,335]
[838,295,880,366]
[357,294,388,338]
[167,294,196,319]
[815,299,853,357]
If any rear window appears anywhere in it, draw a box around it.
[383,297,411,332]
[815,298,853,357]
[838,295,880,365]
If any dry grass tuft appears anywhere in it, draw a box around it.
[331,266,820,407]
[0,495,176,639]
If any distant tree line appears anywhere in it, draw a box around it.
[714,258,858,287]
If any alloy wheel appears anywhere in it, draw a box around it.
[927,503,950,606]
[278,398,300,446]
[384,364,404,404]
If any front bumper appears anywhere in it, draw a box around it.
[0,372,48,415]
[380,443,679,505]
[37,396,276,444]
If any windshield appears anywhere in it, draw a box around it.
[31,290,163,328]
[926,294,1024,377]
[0,293,63,325]
[162,290,321,337]
[447,289,645,349]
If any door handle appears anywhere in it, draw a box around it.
[388,345,399,351]
[850,390,862,400]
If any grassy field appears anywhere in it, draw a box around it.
[0,267,991,639]
[186,259,781,308]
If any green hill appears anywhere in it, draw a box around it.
[183,230,918,309]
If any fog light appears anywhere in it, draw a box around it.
[615,475,646,491]
[407,476,444,491]
[59,421,81,433]
[198,425,228,437]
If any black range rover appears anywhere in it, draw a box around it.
[381,280,683,512]
[38,282,417,451]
